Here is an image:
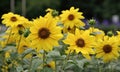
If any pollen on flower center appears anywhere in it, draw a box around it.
[76,38,85,47]
[103,44,112,53]
[11,16,17,22]
[68,14,74,20]
[38,28,50,39]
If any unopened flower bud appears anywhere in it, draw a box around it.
[88,19,96,26]
[107,31,113,37]
[52,10,59,17]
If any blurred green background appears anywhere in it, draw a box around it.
[0,0,120,30]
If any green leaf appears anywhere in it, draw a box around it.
[40,67,53,72]
[47,50,61,60]
[16,65,23,72]
[30,58,42,72]
[1,46,16,52]
[21,48,34,58]
[76,59,90,69]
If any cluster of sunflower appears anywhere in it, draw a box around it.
[0,7,120,72]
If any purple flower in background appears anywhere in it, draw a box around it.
[102,19,109,26]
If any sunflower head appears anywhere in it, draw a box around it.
[95,36,119,62]
[60,7,85,29]
[64,29,95,59]
[29,16,63,52]
[1,12,29,27]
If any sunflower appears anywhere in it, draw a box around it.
[95,36,119,62]
[1,12,28,27]
[60,7,85,29]
[63,29,95,60]
[28,16,63,52]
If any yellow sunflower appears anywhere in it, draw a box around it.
[63,29,95,60]
[60,7,85,29]
[1,12,27,27]
[28,16,63,52]
[95,36,119,62]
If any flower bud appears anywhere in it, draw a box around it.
[88,19,96,26]
[107,31,113,37]
[52,10,59,17]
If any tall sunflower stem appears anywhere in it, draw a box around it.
[62,51,71,71]
[110,63,113,72]
[42,50,46,72]
[17,35,22,52]
[97,59,102,72]
[29,56,33,71]
[98,65,102,72]
[6,28,12,45]
[91,27,94,33]
[55,60,57,72]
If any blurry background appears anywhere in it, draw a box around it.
[0,0,120,32]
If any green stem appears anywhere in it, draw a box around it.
[55,60,57,72]
[62,50,71,71]
[6,28,12,45]
[110,63,113,72]
[98,65,102,72]
[97,59,102,72]
[29,56,33,71]
[17,35,22,52]
[42,50,46,72]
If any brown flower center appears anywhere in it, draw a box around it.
[67,27,71,30]
[103,44,112,53]
[17,24,25,28]
[44,64,51,68]
[68,14,74,21]
[11,16,17,22]
[76,38,85,47]
[38,28,50,39]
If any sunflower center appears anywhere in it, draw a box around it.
[38,28,50,39]
[44,64,51,68]
[11,16,17,22]
[67,27,71,30]
[103,44,112,53]
[17,24,24,28]
[76,38,85,47]
[68,14,74,20]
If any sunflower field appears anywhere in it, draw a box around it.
[0,6,120,72]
